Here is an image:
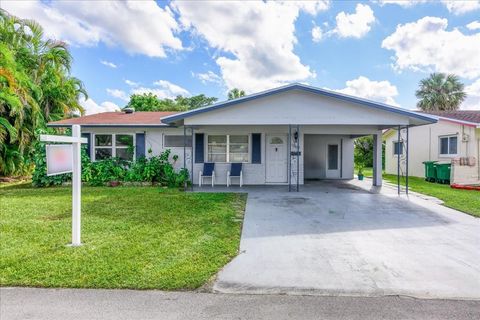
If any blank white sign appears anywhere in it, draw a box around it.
[46,144,73,176]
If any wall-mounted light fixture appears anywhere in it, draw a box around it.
[294,131,298,143]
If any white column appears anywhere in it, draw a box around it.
[373,131,383,187]
[71,125,82,246]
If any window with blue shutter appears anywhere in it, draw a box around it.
[251,133,261,164]
[195,133,204,163]
[135,133,145,159]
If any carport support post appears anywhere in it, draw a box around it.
[373,131,383,187]
[183,126,187,190]
[288,125,292,192]
[191,127,194,191]
[397,125,401,195]
[296,125,300,192]
[406,126,409,194]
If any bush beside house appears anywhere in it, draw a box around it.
[32,142,189,188]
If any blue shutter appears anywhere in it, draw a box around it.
[81,133,91,159]
[251,133,261,164]
[136,133,146,160]
[195,133,204,163]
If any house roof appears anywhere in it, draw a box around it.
[48,111,178,127]
[420,110,480,125]
[161,83,437,125]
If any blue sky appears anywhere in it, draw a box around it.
[3,0,480,114]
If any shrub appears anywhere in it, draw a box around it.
[32,145,190,188]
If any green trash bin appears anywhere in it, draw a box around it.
[422,161,437,182]
[435,163,451,184]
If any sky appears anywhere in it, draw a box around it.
[2,0,480,114]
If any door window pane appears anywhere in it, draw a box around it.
[95,148,112,160]
[328,145,338,170]
[95,135,112,146]
[270,137,283,144]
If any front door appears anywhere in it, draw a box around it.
[325,144,341,179]
[266,135,287,183]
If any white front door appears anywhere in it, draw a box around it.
[266,135,287,183]
[325,144,341,179]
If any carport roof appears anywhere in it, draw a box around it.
[161,83,437,125]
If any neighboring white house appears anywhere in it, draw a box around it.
[384,111,480,185]
[49,83,436,188]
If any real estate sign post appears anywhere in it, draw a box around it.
[41,125,86,246]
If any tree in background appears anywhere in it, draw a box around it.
[228,88,246,100]
[0,10,87,176]
[415,73,466,111]
[126,93,217,112]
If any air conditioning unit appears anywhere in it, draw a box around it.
[462,134,470,142]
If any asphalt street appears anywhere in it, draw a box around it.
[1,287,479,320]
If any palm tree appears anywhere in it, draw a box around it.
[228,88,246,100]
[415,73,466,111]
[0,9,87,175]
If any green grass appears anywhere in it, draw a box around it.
[357,167,479,217]
[0,184,246,290]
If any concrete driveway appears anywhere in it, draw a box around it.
[213,181,480,299]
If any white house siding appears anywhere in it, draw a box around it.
[183,90,411,126]
[385,121,480,182]
[82,125,362,185]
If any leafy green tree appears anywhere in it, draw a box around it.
[228,88,246,100]
[415,73,467,111]
[0,10,87,176]
[126,93,217,112]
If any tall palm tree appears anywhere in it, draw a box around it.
[228,88,246,100]
[0,9,87,176]
[415,73,466,111]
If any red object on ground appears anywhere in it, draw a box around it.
[450,184,480,191]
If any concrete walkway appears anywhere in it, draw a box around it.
[2,287,480,320]
[212,180,480,299]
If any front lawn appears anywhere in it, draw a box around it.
[359,168,479,217]
[0,184,246,289]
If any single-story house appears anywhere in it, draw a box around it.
[384,110,480,185]
[49,83,436,190]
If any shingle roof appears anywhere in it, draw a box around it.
[420,110,480,124]
[48,111,178,127]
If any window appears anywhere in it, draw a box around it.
[439,135,458,156]
[393,141,403,156]
[94,134,134,161]
[207,135,249,163]
[164,135,192,148]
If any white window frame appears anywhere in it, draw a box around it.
[439,134,458,157]
[393,141,403,156]
[206,134,250,163]
[93,133,135,161]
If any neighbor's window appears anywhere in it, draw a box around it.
[94,134,134,161]
[164,135,192,148]
[439,135,458,156]
[393,141,403,156]
[207,135,249,163]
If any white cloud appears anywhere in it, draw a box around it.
[462,78,480,110]
[382,17,480,79]
[125,79,140,87]
[332,76,399,106]
[3,0,183,58]
[100,60,117,68]
[106,89,129,102]
[131,80,190,99]
[312,25,323,42]
[80,98,120,115]
[172,1,326,92]
[467,21,480,30]
[441,0,480,15]
[331,4,375,38]
[194,71,222,84]
[377,0,427,8]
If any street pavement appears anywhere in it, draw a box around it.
[1,287,479,320]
